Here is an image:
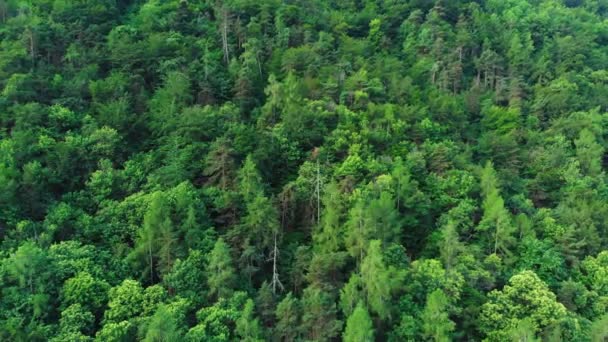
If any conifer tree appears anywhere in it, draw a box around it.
[207,238,237,300]
[343,303,374,342]
[478,161,516,257]
[421,289,454,342]
[235,299,264,342]
[275,293,300,342]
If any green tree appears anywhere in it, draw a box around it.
[590,314,608,342]
[421,289,454,342]
[207,238,237,300]
[61,272,110,317]
[300,286,342,341]
[103,279,145,323]
[343,302,374,342]
[143,304,181,342]
[238,155,264,204]
[339,274,363,317]
[478,161,516,257]
[360,239,394,319]
[235,299,264,342]
[479,271,567,341]
[129,191,176,282]
[574,128,603,177]
[275,292,300,342]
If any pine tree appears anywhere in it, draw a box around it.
[238,155,264,204]
[207,238,237,300]
[360,240,393,319]
[235,299,263,342]
[343,302,374,342]
[275,292,300,342]
[339,274,363,317]
[204,137,236,190]
[300,286,342,341]
[478,161,516,257]
[439,220,464,272]
[314,181,343,254]
[367,191,400,247]
[129,192,174,283]
[421,289,454,342]
[143,304,181,342]
[345,197,370,265]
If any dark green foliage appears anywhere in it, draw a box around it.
[1,0,608,340]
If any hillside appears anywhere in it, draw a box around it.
[1,0,608,340]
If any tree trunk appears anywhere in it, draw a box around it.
[220,7,230,64]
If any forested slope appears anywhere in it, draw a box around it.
[1,0,608,340]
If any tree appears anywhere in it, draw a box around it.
[479,271,567,341]
[255,282,276,328]
[574,128,603,177]
[149,71,192,135]
[421,289,454,342]
[239,194,279,279]
[143,304,181,342]
[478,161,516,257]
[274,293,300,342]
[590,314,608,342]
[163,250,207,306]
[439,220,464,272]
[360,240,393,319]
[6,241,49,294]
[207,238,237,300]
[340,274,363,317]
[238,155,264,204]
[104,280,145,323]
[343,303,374,342]
[61,272,110,317]
[235,299,264,342]
[345,197,370,264]
[314,181,343,254]
[300,286,342,341]
[367,191,401,247]
[129,191,175,283]
[204,137,236,190]
[53,304,95,341]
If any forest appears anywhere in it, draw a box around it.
[1,0,608,341]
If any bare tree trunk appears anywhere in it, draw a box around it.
[220,7,230,64]
[271,231,284,294]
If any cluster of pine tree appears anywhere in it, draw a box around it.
[1,0,608,340]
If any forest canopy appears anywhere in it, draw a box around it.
[1,0,608,341]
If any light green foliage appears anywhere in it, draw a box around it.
[343,303,374,342]
[478,161,516,257]
[5,241,49,294]
[574,128,603,177]
[479,270,567,341]
[238,155,264,204]
[339,274,362,317]
[235,299,264,342]
[56,304,95,337]
[421,289,454,342]
[360,240,397,319]
[590,314,608,342]
[143,304,181,342]
[207,238,237,300]
[61,272,110,315]
[104,280,145,323]
[1,0,608,339]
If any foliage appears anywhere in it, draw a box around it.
[0,0,607,340]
